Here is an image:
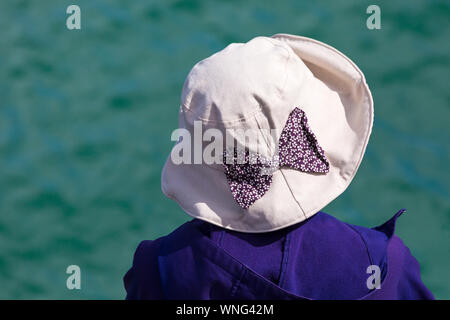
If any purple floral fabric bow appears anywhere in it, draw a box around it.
[223,107,329,209]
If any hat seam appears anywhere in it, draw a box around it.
[253,111,306,219]
[180,102,264,124]
[279,168,306,219]
[259,37,292,101]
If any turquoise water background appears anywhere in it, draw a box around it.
[0,0,449,299]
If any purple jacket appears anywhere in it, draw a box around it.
[124,209,434,300]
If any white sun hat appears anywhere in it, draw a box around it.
[161,34,373,233]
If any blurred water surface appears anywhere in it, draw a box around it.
[0,0,449,299]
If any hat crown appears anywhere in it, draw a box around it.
[181,37,308,124]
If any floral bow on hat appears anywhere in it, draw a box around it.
[223,107,329,209]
